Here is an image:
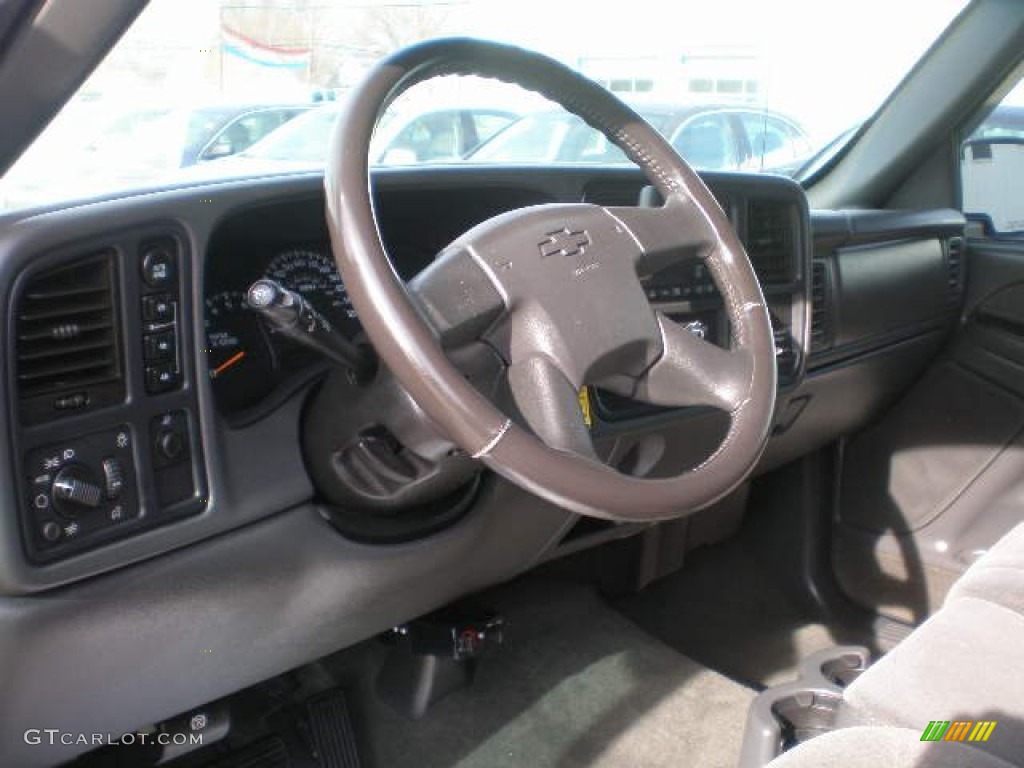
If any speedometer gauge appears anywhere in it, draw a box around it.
[205,291,277,413]
[264,248,360,336]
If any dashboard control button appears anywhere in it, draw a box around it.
[157,429,185,462]
[142,247,176,288]
[143,294,175,325]
[144,331,176,362]
[145,363,180,394]
[22,425,144,560]
[102,458,124,499]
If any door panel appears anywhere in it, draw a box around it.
[835,240,1024,623]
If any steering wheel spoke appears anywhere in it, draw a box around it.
[603,193,717,278]
[407,246,508,347]
[631,312,753,412]
[505,355,597,459]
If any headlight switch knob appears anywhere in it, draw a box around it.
[52,466,103,515]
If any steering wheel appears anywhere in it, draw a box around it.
[324,38,776,521]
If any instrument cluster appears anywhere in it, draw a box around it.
[204,246,358,418]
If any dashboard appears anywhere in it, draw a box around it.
[0,165,967,590]
[202,175,810,430]
[205,237,355,419]
[0,164,966,767]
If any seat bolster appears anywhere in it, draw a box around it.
[947,522,1024,615]
[837,596,1024,766]
[766,726,1018,768]
[947,564,1024,615]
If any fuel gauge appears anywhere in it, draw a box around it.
[204,290,277,413]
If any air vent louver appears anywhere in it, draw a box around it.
[810,260,829,352]
[15,252,124,424]
[947,236,964,302]
[746,201,793,283]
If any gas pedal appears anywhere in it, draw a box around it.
[306,690,361,768]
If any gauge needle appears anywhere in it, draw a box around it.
[212,350,246,378]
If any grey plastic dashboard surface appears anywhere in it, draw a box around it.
[0,177,322,592]
[0,164,967,766]
[807,208,965,370]
[0,166,810,593]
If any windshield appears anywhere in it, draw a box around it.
[0,0,968,212]
[242,108,340,164]
[469,111,676,164]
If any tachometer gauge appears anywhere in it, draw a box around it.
[264,248,360,336]
[204,290,277,413]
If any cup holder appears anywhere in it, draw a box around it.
[737,646,870,768]
[818,651,869,689]
[772,689,842,751]
[801,645,869,690]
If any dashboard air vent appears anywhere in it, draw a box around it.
[15,252,124,424]
[745,200,793,283]
[810,260,830,352]
[947,236,964,302]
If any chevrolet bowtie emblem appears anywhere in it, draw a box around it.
[539,228,590,259]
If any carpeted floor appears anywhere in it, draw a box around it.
[614,534,875,689]
[328,578,756,768]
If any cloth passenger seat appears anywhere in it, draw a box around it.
[766,522,1024,767]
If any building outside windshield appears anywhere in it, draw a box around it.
[0,0,971,211]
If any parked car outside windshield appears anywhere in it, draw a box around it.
[465,105,812,173]
[235,103,520,167]
[0,103,311,210]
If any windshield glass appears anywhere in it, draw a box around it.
[468,111,676,164]
[0,0,968,211]
[243,108,340,164]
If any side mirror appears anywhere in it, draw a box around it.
[962,138,1024,234]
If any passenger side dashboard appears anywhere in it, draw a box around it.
[808,209,965,367]
[763,207,966,473]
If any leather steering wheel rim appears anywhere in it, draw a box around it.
[325,37,777,521]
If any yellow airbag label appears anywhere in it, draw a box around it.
[578,386,593,428]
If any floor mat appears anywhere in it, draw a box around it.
[615,534,875,689]
[328,578,755,768]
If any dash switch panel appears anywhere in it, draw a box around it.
[23,426,139,557]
